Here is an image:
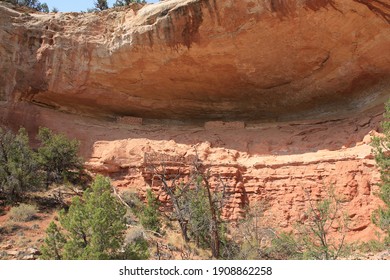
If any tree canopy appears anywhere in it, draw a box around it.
[1,0,49,12]
[41,175,149,260]
[0,127,83,201]
[0,128,42,200]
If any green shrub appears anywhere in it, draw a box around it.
[113,227,149,259]
[2,0,49,12]
[121,190,143,211]
[139,189,161,233]
[358,240,386,254]
[185,184,212,248]
[0,127,83,202]
[60,175,127,259]
[41,176,149,260]
[0,128,43,200]
[0,220,23,234]
[94,0,108,10]
[266,232,304,260]
[37,127,83,188]
[267,191,348,260]
[121,236,149,260]
[40,221,66,260]
[113,0,146,7]
[9,203,37,222]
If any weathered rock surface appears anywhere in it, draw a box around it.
[0,0,389,120]
[83,107,384,241]
[1,0,390,243]
[4,101,381,241]
[0,90,386,242]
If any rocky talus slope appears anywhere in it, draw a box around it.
[1,0,390,241]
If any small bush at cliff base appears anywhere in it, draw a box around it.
[358,239,387,254]
[37,127,83,188]
[183,182,209,247]
[0,128,43,200]
[119,236,149,260]
[41,175,148,260]
[266,232,304,260]
[267,192,348,260]
[9,203,38,222]
[121,190,143,212]
[139,189,161,233]
[225,202,274,260]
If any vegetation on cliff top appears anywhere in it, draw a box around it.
[0,0,148,13]
[0,0,49,12]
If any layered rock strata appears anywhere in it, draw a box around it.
[85,107,384,242]
[0,0,389,120]
[1,0,390,242]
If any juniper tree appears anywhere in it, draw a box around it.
[94,0,109,11]
[37,127,83,188]
[41,175,141,260]
[113,0,146,6]
[40,221,66,260]
[0,128,42,200]
[139,189,161,233]
[61,175,127,259]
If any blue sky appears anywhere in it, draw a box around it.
[42,0,159,12]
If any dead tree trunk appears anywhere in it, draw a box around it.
[203,175,220,259]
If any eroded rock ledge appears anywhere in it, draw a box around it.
[0,0,389,120]
[83,105,385,242]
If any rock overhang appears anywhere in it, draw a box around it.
[0,0,389,121]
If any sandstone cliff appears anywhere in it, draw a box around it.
[0,0,390,242]
[84,106,384,242]
[0,0,389,120]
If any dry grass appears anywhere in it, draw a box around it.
[9,204,38,222]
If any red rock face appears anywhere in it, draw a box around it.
[2,101,383,242]
[0,0,389,242]
[0,0,389,120]
[83,107,385,242]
